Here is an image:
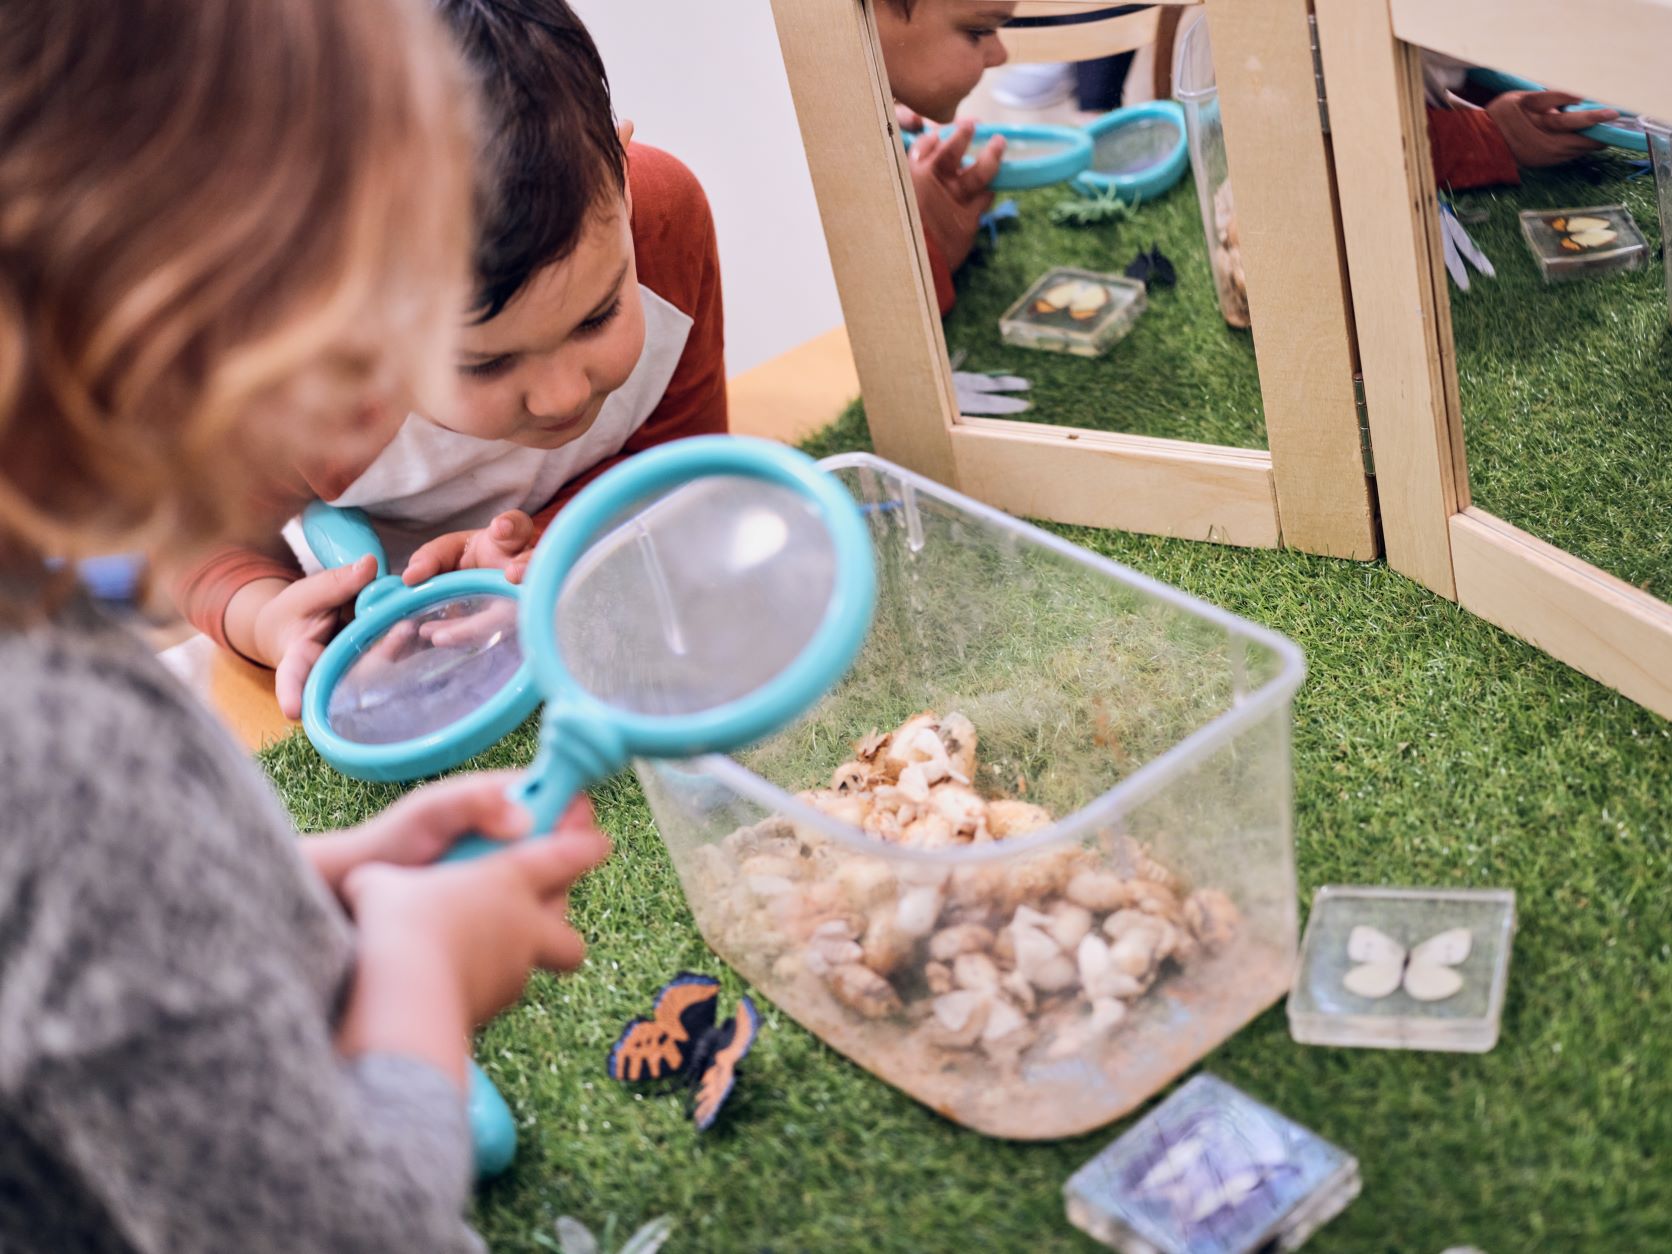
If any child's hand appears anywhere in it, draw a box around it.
[341,801,610,1033]
[245,558,381,719]
[1485,90,1614,168]
[308,772,535,896]
[402,510,535,587]
[895,102,926,135]
[908,117,1005,273]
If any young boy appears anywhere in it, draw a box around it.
[174,0,727,717]
[874,0,1017,315]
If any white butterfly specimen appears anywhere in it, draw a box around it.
[1343,925,1472,1002]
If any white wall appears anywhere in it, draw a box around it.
[572,0,844,375]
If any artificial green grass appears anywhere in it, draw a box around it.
[1448,154,1672,599]
[261,403,1672,1253]
[941,178,1267,449]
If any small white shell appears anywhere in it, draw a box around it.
[1030,953,1079,993]
[894,885,944,938]
[1109,932,1157,978]
[1066,870,1130,913]
[1089,998,1128,1033]
[928,924,996,962]
[1012,904,1055,931]
[953,952,1002,993]
[1012,924,1061,976]
[986,799,1052,839]
[981,997,1028,1043]
[932,989,989,1033]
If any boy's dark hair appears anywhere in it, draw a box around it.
[435,0,627,321]
[881,0,916,14]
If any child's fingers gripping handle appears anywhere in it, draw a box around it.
[435,767,596,865]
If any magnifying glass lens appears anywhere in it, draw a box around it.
[327,592,524,744]
[554,476,839,717]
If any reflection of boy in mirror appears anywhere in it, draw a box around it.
[875,0,1018,314]
[1424,52,1618,190]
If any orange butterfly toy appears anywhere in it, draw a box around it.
[607,973,761,1131]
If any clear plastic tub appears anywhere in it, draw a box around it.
[635,454,1304,1139]
[1173,17,1249,328]
[1641,119,1672,326]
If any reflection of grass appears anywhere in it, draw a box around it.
[1447,154,1672,597]
[940,175,1266,449]
[259,404,1672,1252]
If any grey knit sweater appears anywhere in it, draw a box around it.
[0,601,484,1252]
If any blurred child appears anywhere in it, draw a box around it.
[0,1,609,1248]
[174,0,728,718]
[874,0,1016,314]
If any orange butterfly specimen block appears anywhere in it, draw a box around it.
[607,973,760,1131]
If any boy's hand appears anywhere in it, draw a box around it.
[241,558,381,719]
[908,118,1005,273]
[895,102,926,135]
[402,510,535,587]
[1485,90,1614,168]
[309,773,536,896]
[342,801,610,1031]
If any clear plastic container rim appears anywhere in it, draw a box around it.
[1171,12,1216,102]
[672,452,1305,867]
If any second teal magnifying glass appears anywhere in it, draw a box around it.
[440,435,877,1174]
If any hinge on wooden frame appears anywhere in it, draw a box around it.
[1354,371,1374,476]
[1308,12,1330,136]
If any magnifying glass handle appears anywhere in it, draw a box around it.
[435,756,590,864]
[467,1060,516,1178]
[301,502,388,578]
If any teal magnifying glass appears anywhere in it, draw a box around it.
[439,434,876,1175]
[299,506,539,781]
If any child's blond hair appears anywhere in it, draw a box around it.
[0,0,477,591]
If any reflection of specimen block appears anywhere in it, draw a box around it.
[1518,205,1649,282]
[1065,1073,1360,1254]
[999,267,1148,358]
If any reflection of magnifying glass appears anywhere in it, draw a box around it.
[902,121,1094,189]
[299,505,539,781]
[437,435,876,1175]
[1465,68,1650,152]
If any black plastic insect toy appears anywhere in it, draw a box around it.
[1125,245,1177,290]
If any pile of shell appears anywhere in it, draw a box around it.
[695,711,1241,1067]
[1211,180,1250,329]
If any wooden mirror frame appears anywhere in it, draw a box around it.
[1317,0,1672,717]
[770,0,1379,559]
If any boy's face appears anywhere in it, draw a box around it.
[875,0,1016,124]
[445,188,645,451]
